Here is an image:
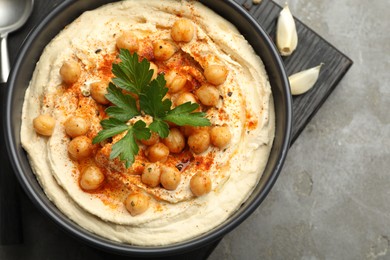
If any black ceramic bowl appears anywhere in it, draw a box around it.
[5,0,292,257]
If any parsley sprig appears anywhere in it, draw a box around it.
[92,49,210,168]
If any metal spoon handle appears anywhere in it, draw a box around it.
[0,34,10,83]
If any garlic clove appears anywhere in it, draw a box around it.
[276,4,298,56]
[289,64,323,95]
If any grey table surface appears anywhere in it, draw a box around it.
[0,0,389,259]
[209,0,390,259]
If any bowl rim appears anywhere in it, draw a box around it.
[4,0,292,256]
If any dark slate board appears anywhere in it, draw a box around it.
[237,0,353,143]
[1,0,352,259]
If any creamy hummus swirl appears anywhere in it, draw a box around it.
[21,0,274,245]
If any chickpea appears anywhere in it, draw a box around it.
[149,62,159,80]
[160,166,181,190]
[204,65,228,86]
[180,125,208,137]
[165,70,187,93]
[162,128,185,153]
[79,165,105,191]
[165,70,176,84]
[68,136,93,160]
[210,126,232,148]
[146,142,170,162]
[64,116,90,138]
[141,131,159,146]
[141,163,161,188]
[171,18,195,43]
[190,172,212,197]
[116,31,139,53]
[175,92,198,107]
[124,193,149,216]
[33,114,56,136]
[153,39,177,61]
[187,130,210,154]
[60,60,81,85]
[196,84,220,107]
[90,81,109,105]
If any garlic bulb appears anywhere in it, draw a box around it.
[289,64,323,95]
[276,4,298,56]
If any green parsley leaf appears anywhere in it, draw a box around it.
[139,74,170,118]
[93,49,211,168]
[149,118,170,138]
[163,102,210,126]
[105,83,139,122]
[92,118,129,144]
[109,120,150,168]
[139,73,210,137]
[112,50,153,95]
[110,129,138,168]
[132,120,151,140]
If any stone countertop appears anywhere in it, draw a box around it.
[0,0,388,259]
[209,0,390,259]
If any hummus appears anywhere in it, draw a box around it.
[21,0,275,245]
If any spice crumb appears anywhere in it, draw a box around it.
[242,2,251,10]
